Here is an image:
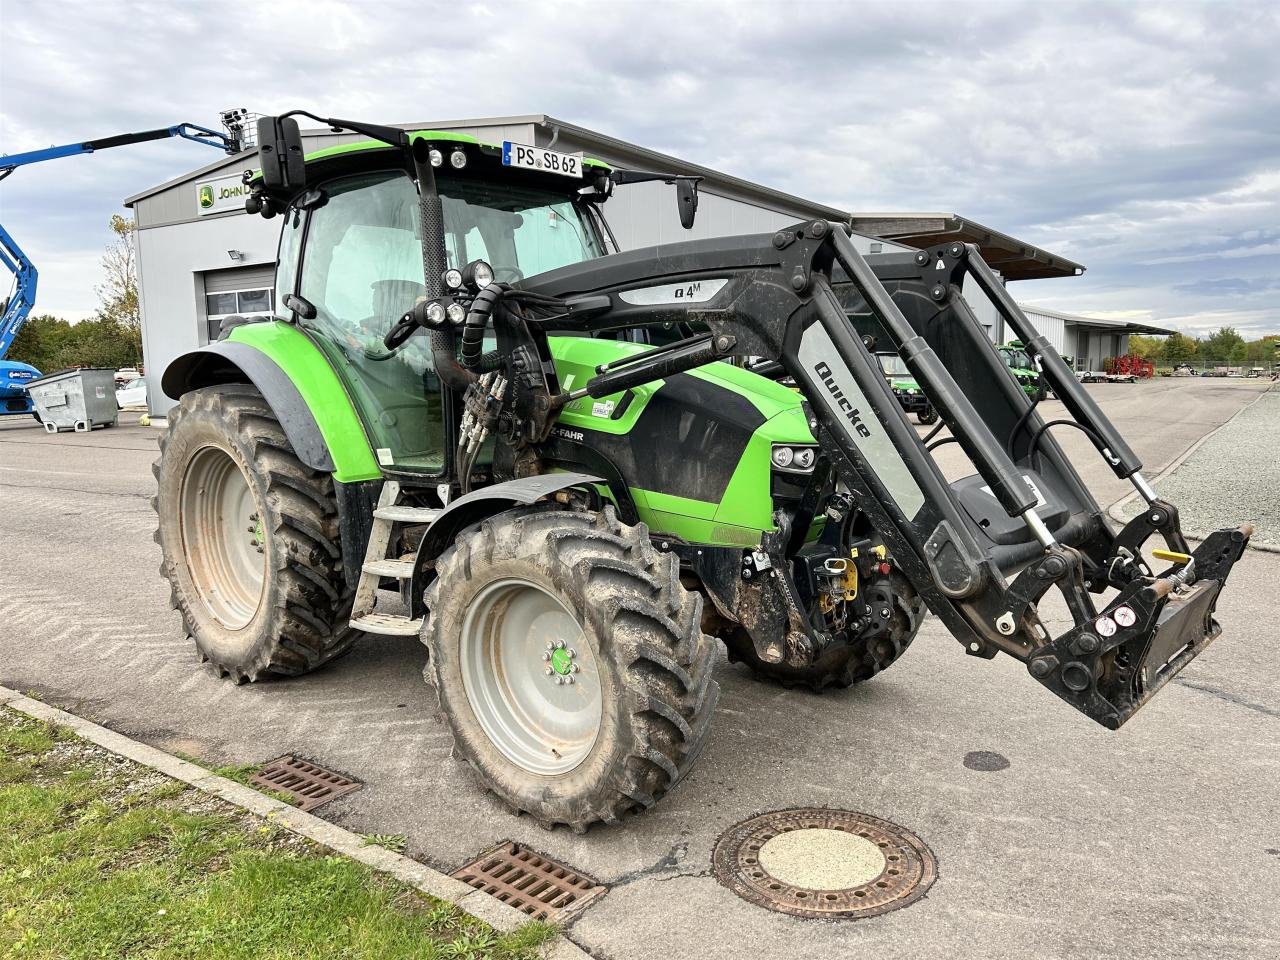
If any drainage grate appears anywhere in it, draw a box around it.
[711,807,936,920]
[452,842,607,921]
[249,756,362,812]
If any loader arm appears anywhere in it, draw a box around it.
[496,221,1250,730]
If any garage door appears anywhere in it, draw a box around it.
[202,265,276,342]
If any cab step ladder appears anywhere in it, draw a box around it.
[349,480,440,636]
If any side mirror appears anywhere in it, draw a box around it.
[257,116,306,192]
[676,178,699,230]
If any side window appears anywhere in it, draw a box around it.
[296,171,443,472]
[275,206,303,320]
[301,173,425,337]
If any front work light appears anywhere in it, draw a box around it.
[443,268,464,290]
[463,259,495,290]
[425,300,447,326]
[450,149,467,169]
[428,149,444,168]
[446,302,467,325]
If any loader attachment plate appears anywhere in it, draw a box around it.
[1026,526,1250,729]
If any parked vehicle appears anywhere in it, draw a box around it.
[997,342,1039,397]
[878,352,937,424]
[114,367,142,387]
[153,113,1252,831]
[115,376,147,408]
[1,359,41,417]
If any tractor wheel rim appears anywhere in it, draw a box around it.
[459,578,602,776]
[179,445,265,631]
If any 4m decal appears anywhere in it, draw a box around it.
[617,278,728,305]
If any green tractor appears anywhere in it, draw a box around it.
[997,341,1042,398]
[155,113,1251,832]
[877,351,937,425]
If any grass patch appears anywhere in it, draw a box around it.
[0,708,556,959]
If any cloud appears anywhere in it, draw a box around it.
[1,0,1277,339]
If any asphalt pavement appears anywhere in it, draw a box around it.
[0,378,1276,960]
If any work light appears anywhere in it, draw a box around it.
[463,259,495,290]
[442,268,464,290]
[446,302,467,325]
[428,149,444,168]
[425,300,447,326]
[450,149,467,169]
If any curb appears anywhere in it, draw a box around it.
[0,686,591,960]
[1106,386,1280,554]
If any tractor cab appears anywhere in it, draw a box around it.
[244,131,614,473]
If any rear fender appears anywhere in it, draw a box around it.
[408,472,603,618]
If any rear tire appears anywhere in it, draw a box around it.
[916,407,938,425]
[723,571,926,692]
[154,384,358,682]
[424,505,719,832]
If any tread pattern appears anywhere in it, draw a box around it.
[424,506,719,832]
[154,384,358,682]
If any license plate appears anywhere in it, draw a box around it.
[501,141,584,179]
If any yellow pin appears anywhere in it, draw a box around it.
[1152,548,1192,565]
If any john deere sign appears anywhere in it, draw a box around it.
[196,173,251,216]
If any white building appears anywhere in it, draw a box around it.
[125,115,1086,413]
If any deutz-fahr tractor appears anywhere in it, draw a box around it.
[154,113,1251,831]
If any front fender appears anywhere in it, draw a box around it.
[409,472,603,617]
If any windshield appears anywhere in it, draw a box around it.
[442,179,604,282]
[878,354,910,377]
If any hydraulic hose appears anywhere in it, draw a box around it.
[461,283,505,371]
[430,327,475,392]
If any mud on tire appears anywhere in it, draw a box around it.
[424,505,719,832]
[154,384,358,682]
[723,571,926,692]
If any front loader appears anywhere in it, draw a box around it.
[154,114,1250,832]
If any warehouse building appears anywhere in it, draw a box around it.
[1018,304,1174,369]
[125,114,1084,414]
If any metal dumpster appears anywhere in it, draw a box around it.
[26,368,119,433]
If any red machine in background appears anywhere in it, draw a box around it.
[1105,355,1154,378]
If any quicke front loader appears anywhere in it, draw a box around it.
[154,114,1251,831]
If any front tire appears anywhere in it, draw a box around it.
[424,506,719,832]
[916,407,938,425]
[154,384,358,682]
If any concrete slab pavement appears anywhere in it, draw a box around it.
[1,380,1276,960]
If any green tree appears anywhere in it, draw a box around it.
[97,214,139,330]
[1201,326,1245,362]
[1128,334,1165,361]
[6,314,72,372]
[1161,332,1197,364]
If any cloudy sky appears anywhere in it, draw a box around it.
[2,0,1277,337]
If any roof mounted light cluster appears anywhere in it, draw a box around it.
[427,146,468,170]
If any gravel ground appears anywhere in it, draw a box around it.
[1117,385,1280,549]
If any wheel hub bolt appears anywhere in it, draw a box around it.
[545,667,553,676]
[542,652,551,662]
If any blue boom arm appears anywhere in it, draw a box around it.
[0,121,240,361]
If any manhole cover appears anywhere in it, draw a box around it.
[711,808,936,919]
[452,842,607,921]
[249,756,362,812]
